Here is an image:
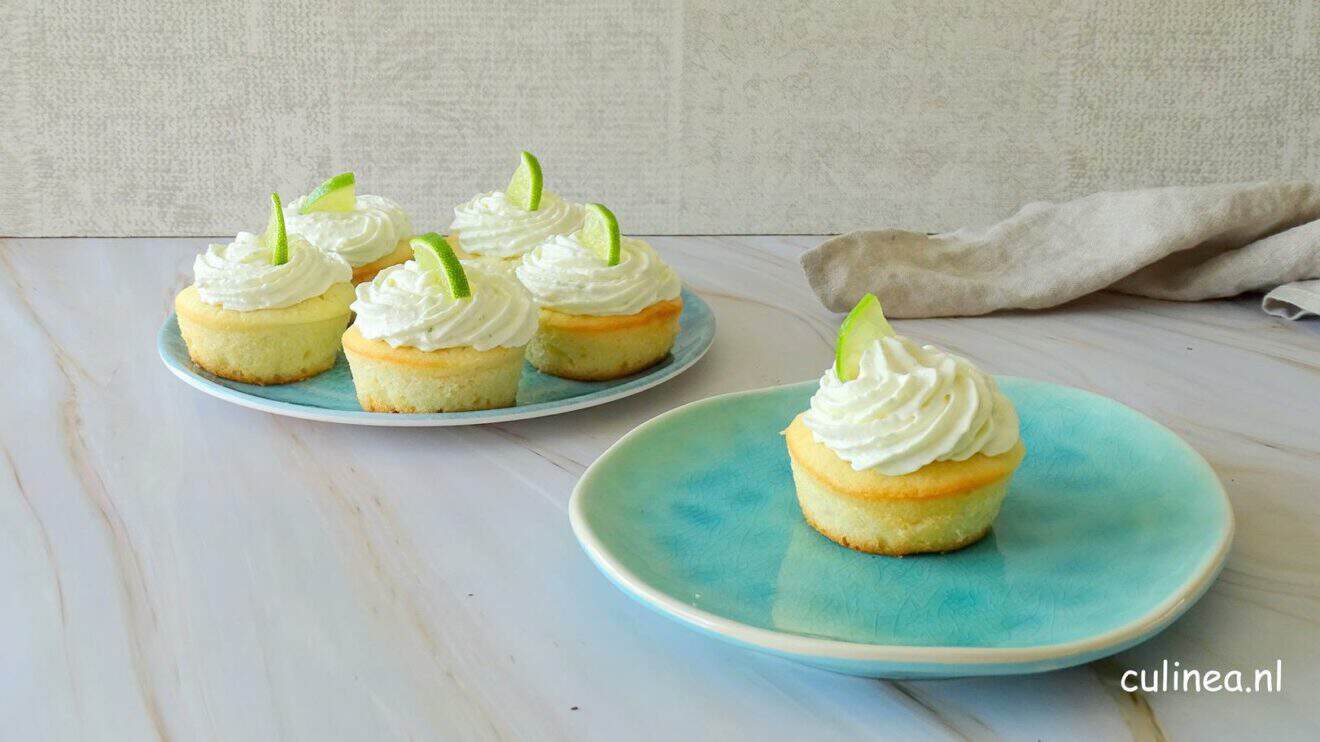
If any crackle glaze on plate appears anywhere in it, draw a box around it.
[159,287,714,426]
[570,378,1233,678]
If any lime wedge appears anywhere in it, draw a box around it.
[579,203,621,266]
[505,151,543,211]
[265,192,289,265]
[411,232,471,299]
[300,172,356,214]
[834,293,896,381]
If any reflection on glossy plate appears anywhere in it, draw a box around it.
[570,377,1233,678]
[158,286,714,426]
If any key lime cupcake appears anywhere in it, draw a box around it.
[285,172,415,283]
[785,295,1025,555]
[449,151,585,261]
[515,204,682,381]
[175,193,355,385]
[343,233,539,413]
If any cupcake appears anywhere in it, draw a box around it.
[515,203,682,381]
[343,233,538,412]
[784,294,1025,555]
[175,193,354,385]
[284,172,415,283]
[449,151,584,260]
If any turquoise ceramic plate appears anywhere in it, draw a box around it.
[159,287,714,426]
[570,378,1233,678]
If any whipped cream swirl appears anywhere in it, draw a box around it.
[802,336,1019,475]
[285,194,413,267]
[351,260,538,351]
[193,231,352,311]
[515,232,681,316]
[450,190,584,258]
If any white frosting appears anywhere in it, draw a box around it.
[450,190,584,258]
[802,335,1019,475]
[514,232,681,316]
[350,259,538,351]
[193,231,352,311]
[285,194,412,267]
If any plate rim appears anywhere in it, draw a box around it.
[158,287,715,427]
[569,378,1235,668]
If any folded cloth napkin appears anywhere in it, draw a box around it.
[801,181,1320,319]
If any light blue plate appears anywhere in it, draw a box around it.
[570,378,1233,678]
[159,287,714,426]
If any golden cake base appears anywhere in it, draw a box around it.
[341,326,525,413]
[784,414,1026,555]
[525,298,682,381]
[174,283,355,385]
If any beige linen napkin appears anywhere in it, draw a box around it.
[801,182,1320,319]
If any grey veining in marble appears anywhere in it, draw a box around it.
[1,236,1318,740]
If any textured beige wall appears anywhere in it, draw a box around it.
[3,1,1317,236]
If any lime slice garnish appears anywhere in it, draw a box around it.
[411,232,471,299]
[505,151,543,211]
[834,293,896,381]
[299,172,356,214]
[580,203,621,266]
[265,192,289,265]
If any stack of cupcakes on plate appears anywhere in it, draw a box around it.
[176,152,688,412]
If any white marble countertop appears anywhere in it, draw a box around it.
[2,236,1317,741]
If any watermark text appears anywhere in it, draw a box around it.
[1121,660,1282,694]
